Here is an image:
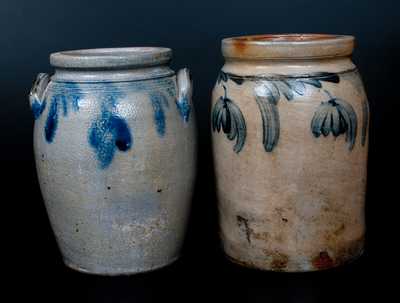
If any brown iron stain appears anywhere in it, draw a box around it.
[322,205,330,212]
[232,34,340,43]
[235,213,288,248]
[227,251,289,272]
[269,252,289,271]
[312,251,334,270]
[274,207,290,225]
[324,223,346,243]
[237,215,252,244]
[274,234,284,243]
[312,236,365,270]
[334,223,346,236]
[275,207,284,215]
[233,39,247,55]
[252,231,270,241]
[251,231,283,244]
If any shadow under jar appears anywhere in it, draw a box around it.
[211,34,369,272]
[29,47,196,275]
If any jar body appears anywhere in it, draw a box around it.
[211,57,368,271]
[32,68,196,274]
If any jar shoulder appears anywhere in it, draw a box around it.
[221,57,357,77]
[212,58,367,101]
[45,76,179,109]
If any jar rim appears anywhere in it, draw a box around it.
[222,34,355,60]
[50,47,172,69]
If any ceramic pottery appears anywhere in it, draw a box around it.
[29,47,196,275]
[211,34,369,272]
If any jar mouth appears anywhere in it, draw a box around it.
[222,34,355,60]
[50,47,172,69]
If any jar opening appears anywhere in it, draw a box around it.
[222,34,354,60]
[50,47,172,69]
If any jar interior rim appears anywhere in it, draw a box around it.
[224,34,353,44]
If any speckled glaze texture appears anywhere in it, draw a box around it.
[211,34,369,272]
[29,48,196,275]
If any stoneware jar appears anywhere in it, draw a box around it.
[29,47,196,275]
[211,34,369,272]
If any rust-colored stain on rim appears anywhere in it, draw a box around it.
[232,34,343,42]
[222,34,355,60]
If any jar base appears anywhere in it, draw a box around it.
[224,248,364,273]
[63,256,180,276]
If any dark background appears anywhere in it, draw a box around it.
[1,0,398,302]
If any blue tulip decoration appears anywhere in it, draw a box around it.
[311,98,357,150]
[212,85,246,153]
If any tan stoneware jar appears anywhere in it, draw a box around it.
[211,34,369,272]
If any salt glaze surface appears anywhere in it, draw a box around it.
[211,34,368,271]
[30,47,196,275]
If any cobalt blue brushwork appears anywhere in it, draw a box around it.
[43,82,84,143]
[176,68,192,123]
[45,96,59,143]
[88,86,132,169]
[31,98,47,120]
[176,96,191,123]
[31,48,197,275]
[311,98,358,150]
[149,91,169,137]
[213,70,362,153]
[361,98,369,146]
[31,76,189,169]
[89,103,132,169]
[29,73,50,120]
[212,85,246,153]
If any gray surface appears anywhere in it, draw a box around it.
[50,47,172,69]
[32,50,196,275]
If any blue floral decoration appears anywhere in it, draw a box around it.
[31,77,182,169]
[149,91,169,137]
[44,82,84,143]
[213,70,362,153]
[88,88,132,169]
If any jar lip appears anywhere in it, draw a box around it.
[50,47,172,69]
[222,34,355,60]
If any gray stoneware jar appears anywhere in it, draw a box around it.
[29,47,196,275]
[211,34,369,272]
